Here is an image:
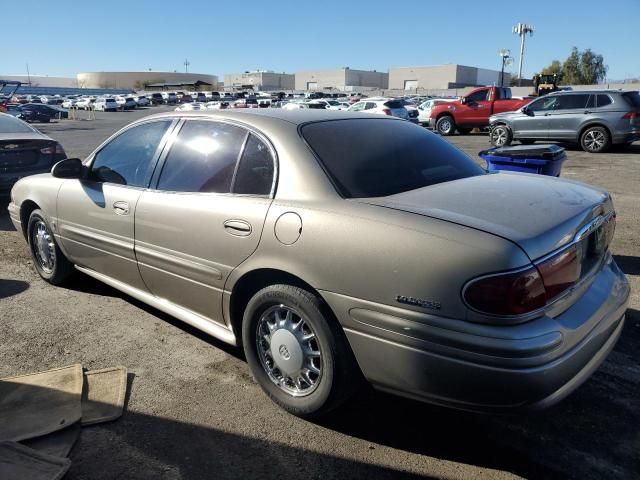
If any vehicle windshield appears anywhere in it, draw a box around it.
[301,119,485,198]
[0,114,36,133]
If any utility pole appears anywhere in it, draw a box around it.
[498,49,512,87]
[26,62,31,85]
[512,23,534,86]
[184,59,190,73]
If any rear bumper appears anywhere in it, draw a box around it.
[612,128,640,144]
[321,255,629,412]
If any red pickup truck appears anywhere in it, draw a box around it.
[429,86,530,135]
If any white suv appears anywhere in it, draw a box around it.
[94,98,119,112]
[115,96,137,110]
[347,98,409,120]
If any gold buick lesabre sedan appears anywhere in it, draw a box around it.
[8,110,629,417]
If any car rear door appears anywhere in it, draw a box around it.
[134,119,275,325]
[544,93,591,140]
[56,119,175,290]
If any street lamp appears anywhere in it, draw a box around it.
[498,49,512,87]
[512,23,534,86]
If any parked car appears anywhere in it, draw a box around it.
[417,98,458,125]
[0,113,66,193]
[193,92,207,103]
[205,101,229,110]
[94,98,119,112]
[134,96,150,107]
[116,96,137,110]
[150,93,164,105]
[8,110,628,418]
[175,102,206,111]
[489,90,640,153]
[348,98,409,120]
[180,94,193,104]
[61,98,77,109]
[429,86,530,135]
[75,98,95,110]
[20,103,68,120]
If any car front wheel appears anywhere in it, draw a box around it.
[490,124,513,147]
[436,115,456,136]
[242,284,359,418]
[27,209,74,285]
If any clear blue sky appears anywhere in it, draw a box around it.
[3,0,639,81]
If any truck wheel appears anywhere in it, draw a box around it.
[580,126,610,153]
[490,125,513,147]
[436,115,456,136]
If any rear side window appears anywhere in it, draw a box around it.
[233,134,274,195]
[157,120,246,193]
[91,120,172,187]
[622,92,640,108]
[596,95,612,108]
[301,119,485,198]
[383,100,403,109]
[555,94,590,109]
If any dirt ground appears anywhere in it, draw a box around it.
[1,108,638,479]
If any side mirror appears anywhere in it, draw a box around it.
[522,106,532,116]
[52,158,83,179]
[460,97,467,105]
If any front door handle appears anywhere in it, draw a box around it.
[584,110,592,114]
[224,219,252,236]
[113,201,130,215]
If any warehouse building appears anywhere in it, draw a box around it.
[388,64,510,90]
[76,71,218,90]
[224,71,294,91]
[295,68,388,91]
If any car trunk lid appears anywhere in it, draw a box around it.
[0,139,56,173]
[358,172,612,261]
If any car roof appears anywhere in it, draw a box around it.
[548,89,628,96]
[140,108,403,126]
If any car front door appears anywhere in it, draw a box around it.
[544,94,591,140]
[460,88,491,125]
[134,119,275,325]
[509,97,555,139]
[56,119,175,290]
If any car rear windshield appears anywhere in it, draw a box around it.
[622,92,640,108]
[0,115,35,133]
[383,100,403,109]
[301,119,485,198]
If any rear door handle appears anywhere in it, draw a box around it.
[224,219,252,236]
[113,201,130,215]
[584,110,592,114]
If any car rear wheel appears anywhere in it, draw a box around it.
[242,284,360,418]
[436,115,456,136]
[27,210,74,285]
[580,126,610,153]
[490,125,513,147]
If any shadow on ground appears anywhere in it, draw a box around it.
[0,279,29,299]
[614,255,640,276]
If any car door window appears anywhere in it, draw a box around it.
[91,120,172,187]
[528,96,559,112]
[232,134,275,196]
[365,102,377,110]
[157,120,246,193]
[350,102,365,111]
[467,89,489,103]
[554,94,590,110]
[596,95,612,108]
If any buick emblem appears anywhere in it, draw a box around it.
[278,344,291,360]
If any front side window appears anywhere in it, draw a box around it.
[364,102,377,110]
[527,96,560,112]
[466,89,489,103]
[157,120,246,193]
[350,102,365,112]
[91,120,172,186]
[302,119,485,198]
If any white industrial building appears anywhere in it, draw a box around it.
[388,64,511,90]
[295,68,388,91]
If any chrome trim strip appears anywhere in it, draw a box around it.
[75,265,236,346]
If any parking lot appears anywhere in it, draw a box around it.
[1,107,638,479]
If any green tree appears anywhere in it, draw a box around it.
[561,47,608,85]
[541,60,562,75]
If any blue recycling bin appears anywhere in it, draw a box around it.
[479,144,567,177]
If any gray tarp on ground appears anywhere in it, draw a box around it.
[81,366,128,425]
[0,441,71,480]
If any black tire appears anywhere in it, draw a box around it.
[457,127,472,135]
[490,124,513,147]
[242,284,360,418]
[435,115,456,136]
[520,139,535,145]
[580,126,610,153]
[27,209,74,285]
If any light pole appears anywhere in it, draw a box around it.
[498,49,512,87]
[512,23,534,86]
[184,59,190,73]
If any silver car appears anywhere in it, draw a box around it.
[8,110,629,417]
[490,90,640,152]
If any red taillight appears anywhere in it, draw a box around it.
[40,143,65,156]
[463,266,546,316]
[622,111,637,120]
[55,143,65,155]
[382,108,392,115]
[536,245,582,300]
